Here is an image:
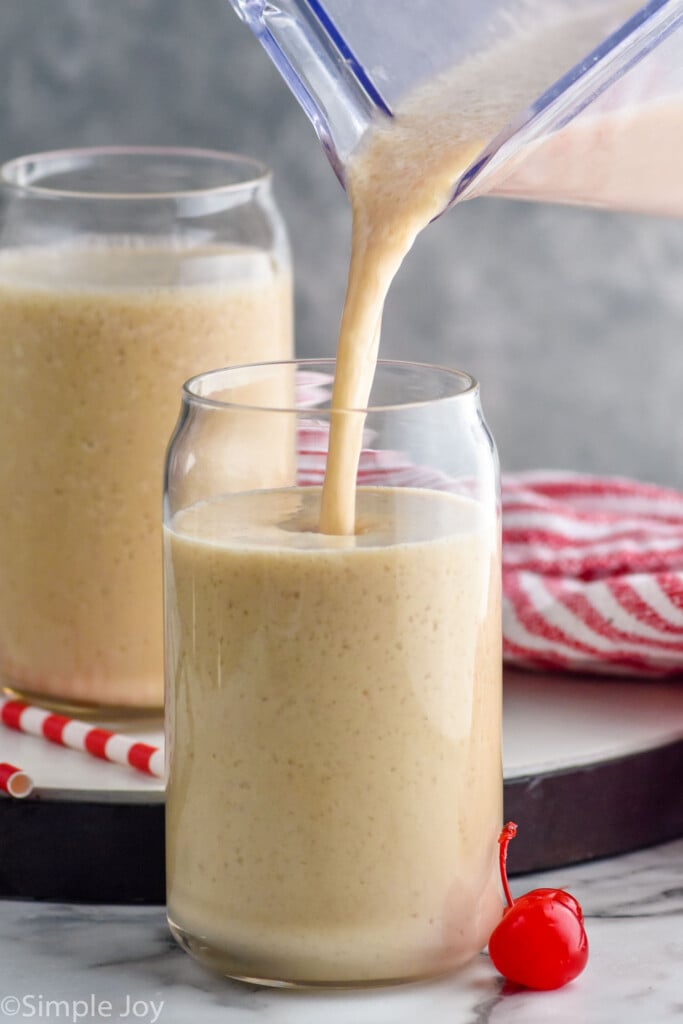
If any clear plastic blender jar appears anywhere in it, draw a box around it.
[226,0,683,216]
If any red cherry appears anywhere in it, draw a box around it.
[488,822,589,990]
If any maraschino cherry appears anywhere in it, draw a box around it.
[488,821,589,990]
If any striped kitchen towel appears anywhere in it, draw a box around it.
[502,471,683,677]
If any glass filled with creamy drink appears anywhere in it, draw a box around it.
[0,147,292,712]
[164,358,502,987]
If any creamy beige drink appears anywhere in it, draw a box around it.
[0,243,292,707]
[165,486,502,984]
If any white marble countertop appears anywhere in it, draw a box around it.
[2,838,682,1024]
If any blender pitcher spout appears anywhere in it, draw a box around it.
[227,0,391,185]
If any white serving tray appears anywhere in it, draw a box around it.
[2,669,683,801]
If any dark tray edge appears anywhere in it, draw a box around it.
[2,739,682,903]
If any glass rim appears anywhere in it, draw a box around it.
[0,145,271,200]
[183,359,480,414]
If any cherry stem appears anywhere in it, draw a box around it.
[498,821,518,909]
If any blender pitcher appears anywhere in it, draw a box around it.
[226,0,683,216]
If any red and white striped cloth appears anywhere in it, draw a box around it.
[501,471,683,678]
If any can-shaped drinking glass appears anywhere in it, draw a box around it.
[164,358,502,986]
[0,146,292,711]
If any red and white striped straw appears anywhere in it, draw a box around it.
[0,761,34,798]
[0,698,164,780]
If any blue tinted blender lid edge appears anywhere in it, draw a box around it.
[305,0,392,117]
[228,0,391,185]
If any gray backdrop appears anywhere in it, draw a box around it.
[2,0,681,487]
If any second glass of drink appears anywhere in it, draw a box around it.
[0,146,292,711]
